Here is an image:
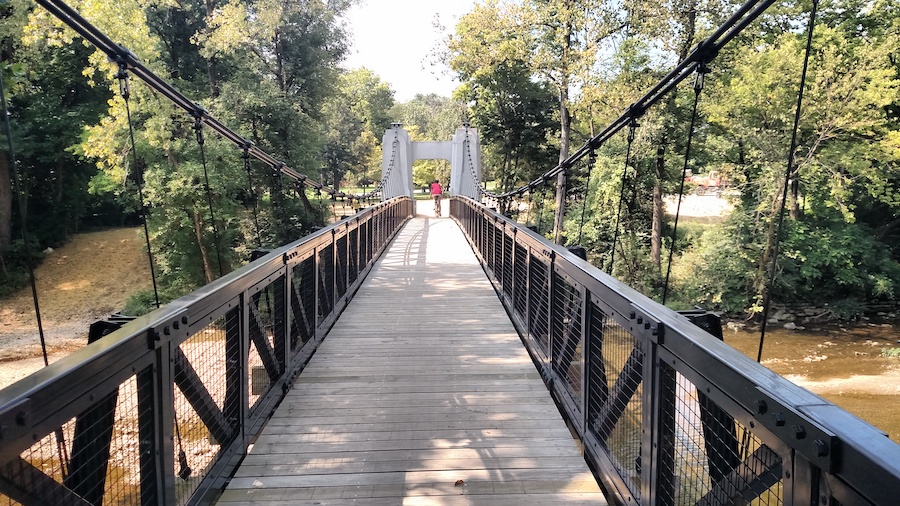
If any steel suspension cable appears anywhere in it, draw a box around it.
[757,0,819,363]
[193,117,224,278]
[608,119,638,274]
[577,149,597,245]
[116,63,160,308]
[662,64,709,305]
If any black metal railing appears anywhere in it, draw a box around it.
[451,196,900,506]
[0,197,413,506]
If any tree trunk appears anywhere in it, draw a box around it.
[275,30,285,92]
[755,191,782,300]
[297,187,315,216]
[650,0,697,269]
[0,153,12,264]
[789,172,800,219]
[203,0,220,97]
[553,82,571,243]
[192,208,214,284]
[552,14,574,244]
[651,137,666,268]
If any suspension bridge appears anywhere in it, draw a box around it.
[2,0,900,504]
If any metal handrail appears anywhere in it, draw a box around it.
[451,196,900,506]
[0,197,413,505]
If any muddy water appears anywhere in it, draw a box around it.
[723,323,900,442]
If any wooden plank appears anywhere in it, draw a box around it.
[221,217,607,505]
[218,490,606,505]
[248,437,585,454]
[235,457,589,476]
[235,446,582,464]
[227,468,599,488]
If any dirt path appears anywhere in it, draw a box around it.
[0,227,151,373]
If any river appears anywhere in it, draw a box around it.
[723,321,900,442]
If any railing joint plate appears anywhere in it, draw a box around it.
[147,308,190,350]
[754,387,838,473]
[630,304,663,344]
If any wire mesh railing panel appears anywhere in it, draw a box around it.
[97,375,144,506]
[1,419,76,506]
[349,228,359,284]
[550,271,584,414]
[512,242,528,317]
[0,374,152,506]
[527,254,551,359]
[248,280,285,412]
[502,232,514,299]
[290,256,317,353]
[173,313,235,506]
[492,223,503,277]
[658,365,784,506]
[335,235,348,299]
[317,244,335,323]
[586,304,643,501]
[479,215,489,259]
[484,221,495,272]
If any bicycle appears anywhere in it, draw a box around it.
[433,194,442,217]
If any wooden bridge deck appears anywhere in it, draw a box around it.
[218,212,608,505]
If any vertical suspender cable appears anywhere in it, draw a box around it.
[116,63,160,308]
[193,116,224,278]
[525,190,534,229]
[608,119,638,274]
[757,0,819,362]
[1,63,49,363]
[662,64,709,305]
[536,184,548,233]
[577,149,596,245]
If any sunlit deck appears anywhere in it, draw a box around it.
[217,213,607,504]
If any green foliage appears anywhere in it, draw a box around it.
[447,2,559,193]
[778,218,900,302]
[122,288,159,316]
[881,347,900,358]
[0,0,353,306]
[0,238,42,297]
[322,68,395,190]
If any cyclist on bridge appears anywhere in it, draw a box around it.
[431,179,443,217]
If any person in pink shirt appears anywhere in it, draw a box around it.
[431,179,443,217]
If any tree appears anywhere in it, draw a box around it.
[448,1,558,197]
[694,13,900,312]
[1,0,111,287]
[524,0,616,242]
[322,68,395,190]
[14,0,349,302]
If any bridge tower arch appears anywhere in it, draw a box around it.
[379,124,482,201]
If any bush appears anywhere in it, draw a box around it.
[881,348,900,358]
[0,238,45,298]
[122,289,160,316]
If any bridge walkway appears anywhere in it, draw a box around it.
[216,214,607,504]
